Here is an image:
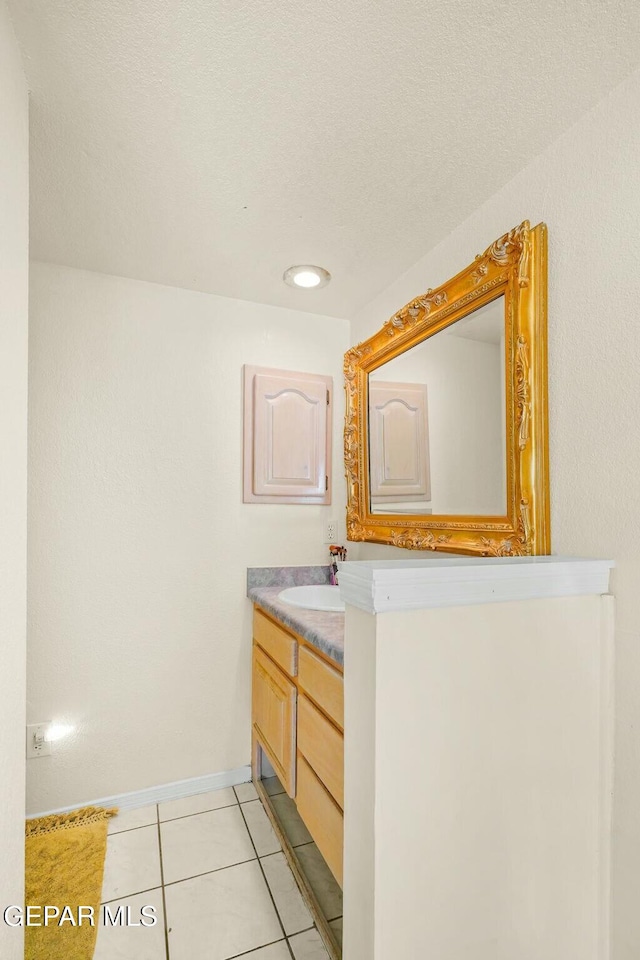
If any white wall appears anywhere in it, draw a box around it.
[0,2,28,957]
[344,595,614,960]
[27,262,349,813]
[350,67,640,960]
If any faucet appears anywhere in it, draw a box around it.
[329,545,347,585]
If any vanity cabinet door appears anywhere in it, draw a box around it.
[296,753,343,886]
[298,694,344,809]
[252,645,297,797]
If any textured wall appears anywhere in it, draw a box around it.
[0,2,28,957]
[350,68,640,960]
[27,263,349,813]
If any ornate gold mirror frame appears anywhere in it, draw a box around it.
[344,221,550,556]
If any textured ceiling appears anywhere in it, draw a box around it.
[8,0,640,318]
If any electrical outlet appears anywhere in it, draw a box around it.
[324,519,337,544]
[27,723,51,759]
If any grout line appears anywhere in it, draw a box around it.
[159,801,238,824]
[289,926,336,958]
[289,923,316,936]
[224,937,290,959]
[233,786,258,804]
[156,805,171,960]
[259,851,283,863]
[162,857,259,888]
[108,822,159,836]
[238,799,297,960]
[100,884,163,906]
[262,780,287,798]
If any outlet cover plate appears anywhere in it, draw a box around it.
[325,520,337,544]
[27,723,51,759]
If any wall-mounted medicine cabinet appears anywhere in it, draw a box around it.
[243,365,332,504]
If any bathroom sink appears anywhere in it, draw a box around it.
[277,584,345,613]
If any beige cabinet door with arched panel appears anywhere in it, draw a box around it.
[369,380,430,510]
[243,365,332,504]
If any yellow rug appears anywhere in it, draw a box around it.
[25,806,116,960]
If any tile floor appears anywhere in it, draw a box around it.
[97,779,340,960]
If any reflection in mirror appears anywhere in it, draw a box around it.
[368,295,506,516]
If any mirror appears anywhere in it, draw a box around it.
[344,221,550,556]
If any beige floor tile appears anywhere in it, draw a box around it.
[160,805,255,884]
[263,775,286,796]
[289,927,331,959]
[269,793,312,847]
[234,781,259,803]
[108,805,157,835]
[241,799,282,857]
[329,917,343,948]
[261,851,313,936]
[242,942,291,959]
[165,860,282,960]
[294,844,342,922]
[93,889,165,960]
[101,825,162,903]
[158,787,236,822]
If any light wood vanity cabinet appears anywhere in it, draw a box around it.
[253,606,298,676]
[298,694,344,809]
[251,606,344,886]
[296,754,344,885]
[298,645,344,729]
[251,644,297,797]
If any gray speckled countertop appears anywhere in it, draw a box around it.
[247,566,344,668]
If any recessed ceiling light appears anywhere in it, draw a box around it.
[283,265,331,289]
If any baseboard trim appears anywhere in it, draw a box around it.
[28,764,252,819]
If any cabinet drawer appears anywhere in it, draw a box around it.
[253,608,297,676]
[296,753,343,886]
[298,694,343,809]
[252,645,297,797]
[299,645,344,730]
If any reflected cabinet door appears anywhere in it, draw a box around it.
[369,381,430,501]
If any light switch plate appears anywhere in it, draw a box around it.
[27,723,51,758]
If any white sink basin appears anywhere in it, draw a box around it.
[278,584,345,613]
